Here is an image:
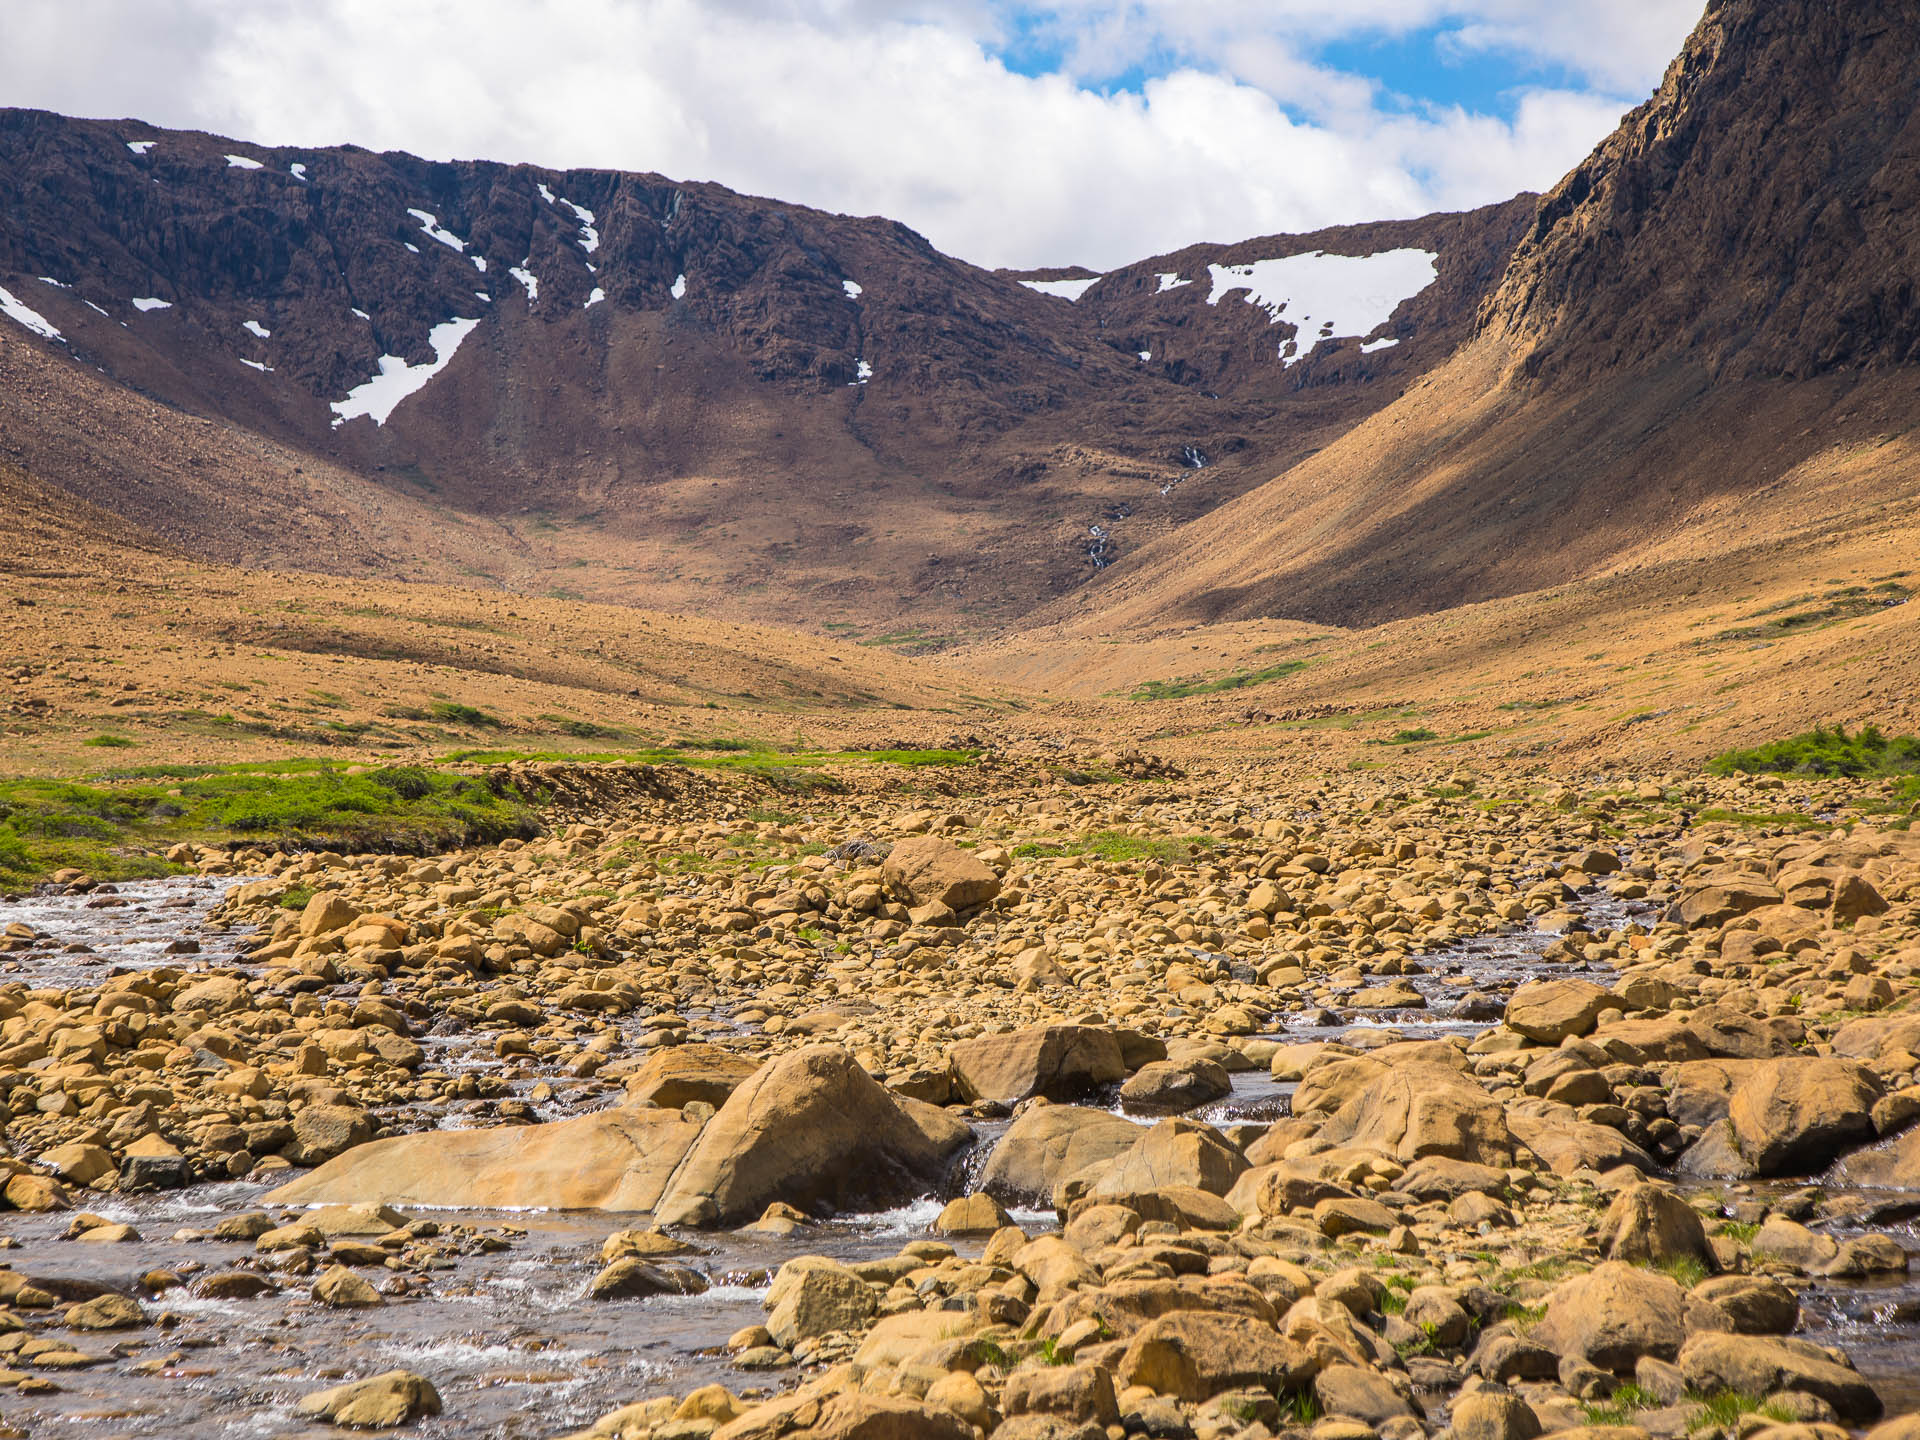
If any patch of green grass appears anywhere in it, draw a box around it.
[279,885,315,911]
[82,734,137,749]
[1710,723,1920,780]
[429,701,504,728]
[1373,728,1439,745]
[1277,1392,1322,1427]
[1685,1390,1768,1433]
[1653,1255,1710,1287]
[1696,807,1821,829]
[1715,1220,1760,1243]
[0,765,547,890]
[537,715,624,740]
[1013,831,1216,864]
[1584,1383,1662,1426]
[1709,582,1910,644]
[1128,659,1309,701]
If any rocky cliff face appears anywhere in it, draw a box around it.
[0,108,1525,631]
[1487,0,1920,383]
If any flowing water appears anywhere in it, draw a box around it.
[3,876,1915,1432]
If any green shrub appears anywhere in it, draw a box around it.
[1709,724,1920,778]
[83,734,137,748]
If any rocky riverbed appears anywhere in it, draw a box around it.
[2,764,1920,1440]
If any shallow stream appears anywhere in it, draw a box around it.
[2,878,1916,1433]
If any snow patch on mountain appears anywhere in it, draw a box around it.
[0,286,63,341]
[408,209,468,253]
[329,316,482,429]
[1206,250,1437,366]
[561,199,599,253]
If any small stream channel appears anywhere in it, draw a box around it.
[2,877,1917,1432]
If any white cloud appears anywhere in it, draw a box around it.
[0,0,1704,270]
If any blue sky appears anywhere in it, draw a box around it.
[991,12,1592,123]
[1,0,1706,269]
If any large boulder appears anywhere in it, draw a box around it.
[764,1259,877,1346]
[1836,1123,1920,1189]
[267,1106,705,1210]
[1508,1105,1656,1176]
[1116,1311,1319,1401]
[1090,1119,1247,1200]
[1727,1059,1882,1176]
[882,837,1002,911]
[297,1370,441,1429]
[1668,879,1784,929]
[1506,980,1614,1043]
[1119,1058,1230,1112]
[1690,1276,1799,1335]
[1677,1333,1882,1422]
[623,1044,764,1109]
[284,1105,375,1166]
[1532,1262,1688,1372]
[1597,1184,1714,1267]
[978,1105,1144,1204]
[949,1025,1127,1104]
[1312,1062,1515,1166]
[655,1045,965,1227]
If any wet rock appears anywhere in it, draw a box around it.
[1506,979,1614,1042]
[590,1258,706,1299]
[191,1271,278,1299]
[656,1045,964,1227]
[979,1105,1145,1204]
[1727,1059,1881,1176]
[949,1025,1128,1104]
[268,1106,704,1210]
[1118,1058,1230,1111]
[312,1264,385,1307]
[932,1192,1011,1236]
[1091,1119,1248,1200]
[296,1369,442,1428]
[64,1293,143,1330]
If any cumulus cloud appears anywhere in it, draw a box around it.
[0,0,1704,269]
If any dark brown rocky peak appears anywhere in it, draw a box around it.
[1488,0,1920,382]
[1077,198,1536,397]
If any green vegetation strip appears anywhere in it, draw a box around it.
[0,767,545,892]
[1129,660,1309,701]
[0,744,983,890]
[1709,723,1920,779]
[1014,831,1217,864]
